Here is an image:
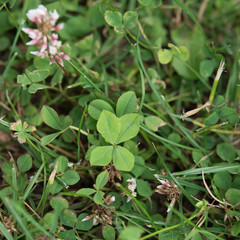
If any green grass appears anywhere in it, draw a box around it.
[0,0,239,239]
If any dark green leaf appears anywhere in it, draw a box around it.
[216,143,236,163]
[213,171,232,190]
[123,140,139,155]
[200,60,216,78]
[41,105,62,130]
[103,225,115,240]
[152,0,162,7]
[131,156,145,178]
[218,107,239,124]
[203,112,219,125]
[0,36,10,51]
[59,230,76,240]
[96,171,109,190]
[61,116,73,130]
[232,176,240,190]
[61,170,80,185]
[231,221,240,236]
[52,69,63,85]
[87,3,105,28]
[60,209,77,227]
[226,188,240,206]
[17,154,32,172]
[76,213,93,231]
[50,181,63,195]
[55,156,69,172]
[136,179,152,197]
[41,132,61,145]
[50,197,69,211]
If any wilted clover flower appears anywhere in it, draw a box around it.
[104,163,121,182]
[154,174,182,212]
[22,5,70,67]
[82,195,115,227]
[1,215,19,235]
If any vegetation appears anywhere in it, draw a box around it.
[0,0,240,239]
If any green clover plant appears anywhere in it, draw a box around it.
[89,91,140,171]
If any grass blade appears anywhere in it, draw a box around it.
[23,162,45,201]
[140,124,198,151]
[173,0,204,32]
[1,197,33,240]
[136,36,205,152]
[173,164,240,176]
[8,198,55,239]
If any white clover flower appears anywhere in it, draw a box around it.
[126,178,137,202]
[127,178,137,191]
[49,45,58,55]
[67,162,73,168]
[49,9,59,24]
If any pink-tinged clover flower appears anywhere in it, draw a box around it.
[154,174,182,212]
[22,5,70,68]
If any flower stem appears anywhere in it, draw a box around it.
[70,125,88,136]
[68,60,102,92]
[209,59,225,103]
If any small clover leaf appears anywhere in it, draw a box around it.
[10,119,36,143]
